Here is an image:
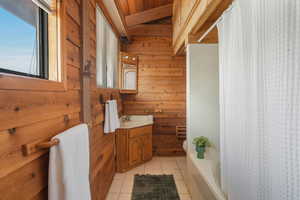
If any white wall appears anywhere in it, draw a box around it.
[187,44,219,152]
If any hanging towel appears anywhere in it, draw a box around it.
[48,124,91,200]
[104,100,120,134]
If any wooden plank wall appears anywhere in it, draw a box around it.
[88,0,122,200]
[0,0,82,199]
[0,0,121,199]
[122,31,186,156]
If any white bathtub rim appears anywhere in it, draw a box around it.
[188,150,226,200]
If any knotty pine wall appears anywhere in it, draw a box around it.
[88,1,122,200]
[122,34,186,156]
[0,0,121,199]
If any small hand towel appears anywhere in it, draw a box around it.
[48,124,91,200]
[104,100,120,134]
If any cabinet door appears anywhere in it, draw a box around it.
[129,137,143,166]
[142,133,152,161]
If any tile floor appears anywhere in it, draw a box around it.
[106,156,191,200]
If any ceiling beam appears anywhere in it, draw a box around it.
[186,27,218,45]
[190,0,233,40]
[173,0,232,55]
[114,0,132,40]
[97,0,121,38]
[125,4,173,27]
[128,24,172,37]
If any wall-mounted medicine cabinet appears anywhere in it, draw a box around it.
[119,52,138,94]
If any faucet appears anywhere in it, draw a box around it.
[123,115,131,121]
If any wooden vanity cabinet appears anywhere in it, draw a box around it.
[128,136,143,166]
[142,133,152,161]
[116,125,153,172]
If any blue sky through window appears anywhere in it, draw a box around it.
[0,7,38,75]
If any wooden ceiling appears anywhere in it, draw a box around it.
[114,0,174,39]
[117,0,173,16]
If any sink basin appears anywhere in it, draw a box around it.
[119,115,153,129]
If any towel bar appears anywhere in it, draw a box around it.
[36,138,60,149]
[176,126,186,140]
[22,138,60,156]
[99,93,115,105]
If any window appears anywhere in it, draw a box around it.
[0,0,48,79]
[96,5,119,88]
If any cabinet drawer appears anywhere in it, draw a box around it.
[129,125,152,138]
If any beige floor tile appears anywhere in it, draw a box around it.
[118,193,131,200]
[106,156,189,199]
[152,156,162,162]
[162,167,181,174]
[159,157,177,162]
[178,164,187,172]
[120,178,134,194]
[179,165,186,171]
[108,179,123,193]
[175,180,189,194]
[176,158,187,170]
[161,161,179,170]
[175,156,186,163]
[145,166,162,173]
[170,170,184,181]
[148,157,161,163]
[179,194,192,200]
[144,168,164,175]
[144,160,162,171]
[124,173,135,182]
[114,173,126,181]
[105,193,119,200]
[161,170,183,181]
[180,170,188,182]
[126,164,145,175]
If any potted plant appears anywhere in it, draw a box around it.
[193,136,211,159]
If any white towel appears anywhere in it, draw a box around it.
[48,124,91,200]
[104,100,120,134]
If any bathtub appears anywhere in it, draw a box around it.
[185,147,226,200]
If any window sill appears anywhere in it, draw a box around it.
[96,87,121,92]
[0,73,67,92]
[119,89,137,94]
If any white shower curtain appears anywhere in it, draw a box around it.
[218,1,300,200]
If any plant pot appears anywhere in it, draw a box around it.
[195,145,205,159]
[196,145,205,153]
[197,152,205,159]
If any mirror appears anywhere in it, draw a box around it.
[119,52,138,93]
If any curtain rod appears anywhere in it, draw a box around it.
[198,1,235,43]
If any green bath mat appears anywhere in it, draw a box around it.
[132,174,180,200]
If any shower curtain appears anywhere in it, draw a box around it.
[218,1,300,200]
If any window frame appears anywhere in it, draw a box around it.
[38,8,49,79]
[0,0,66,92]
[96,4,120,89]
[0,8,49,79]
